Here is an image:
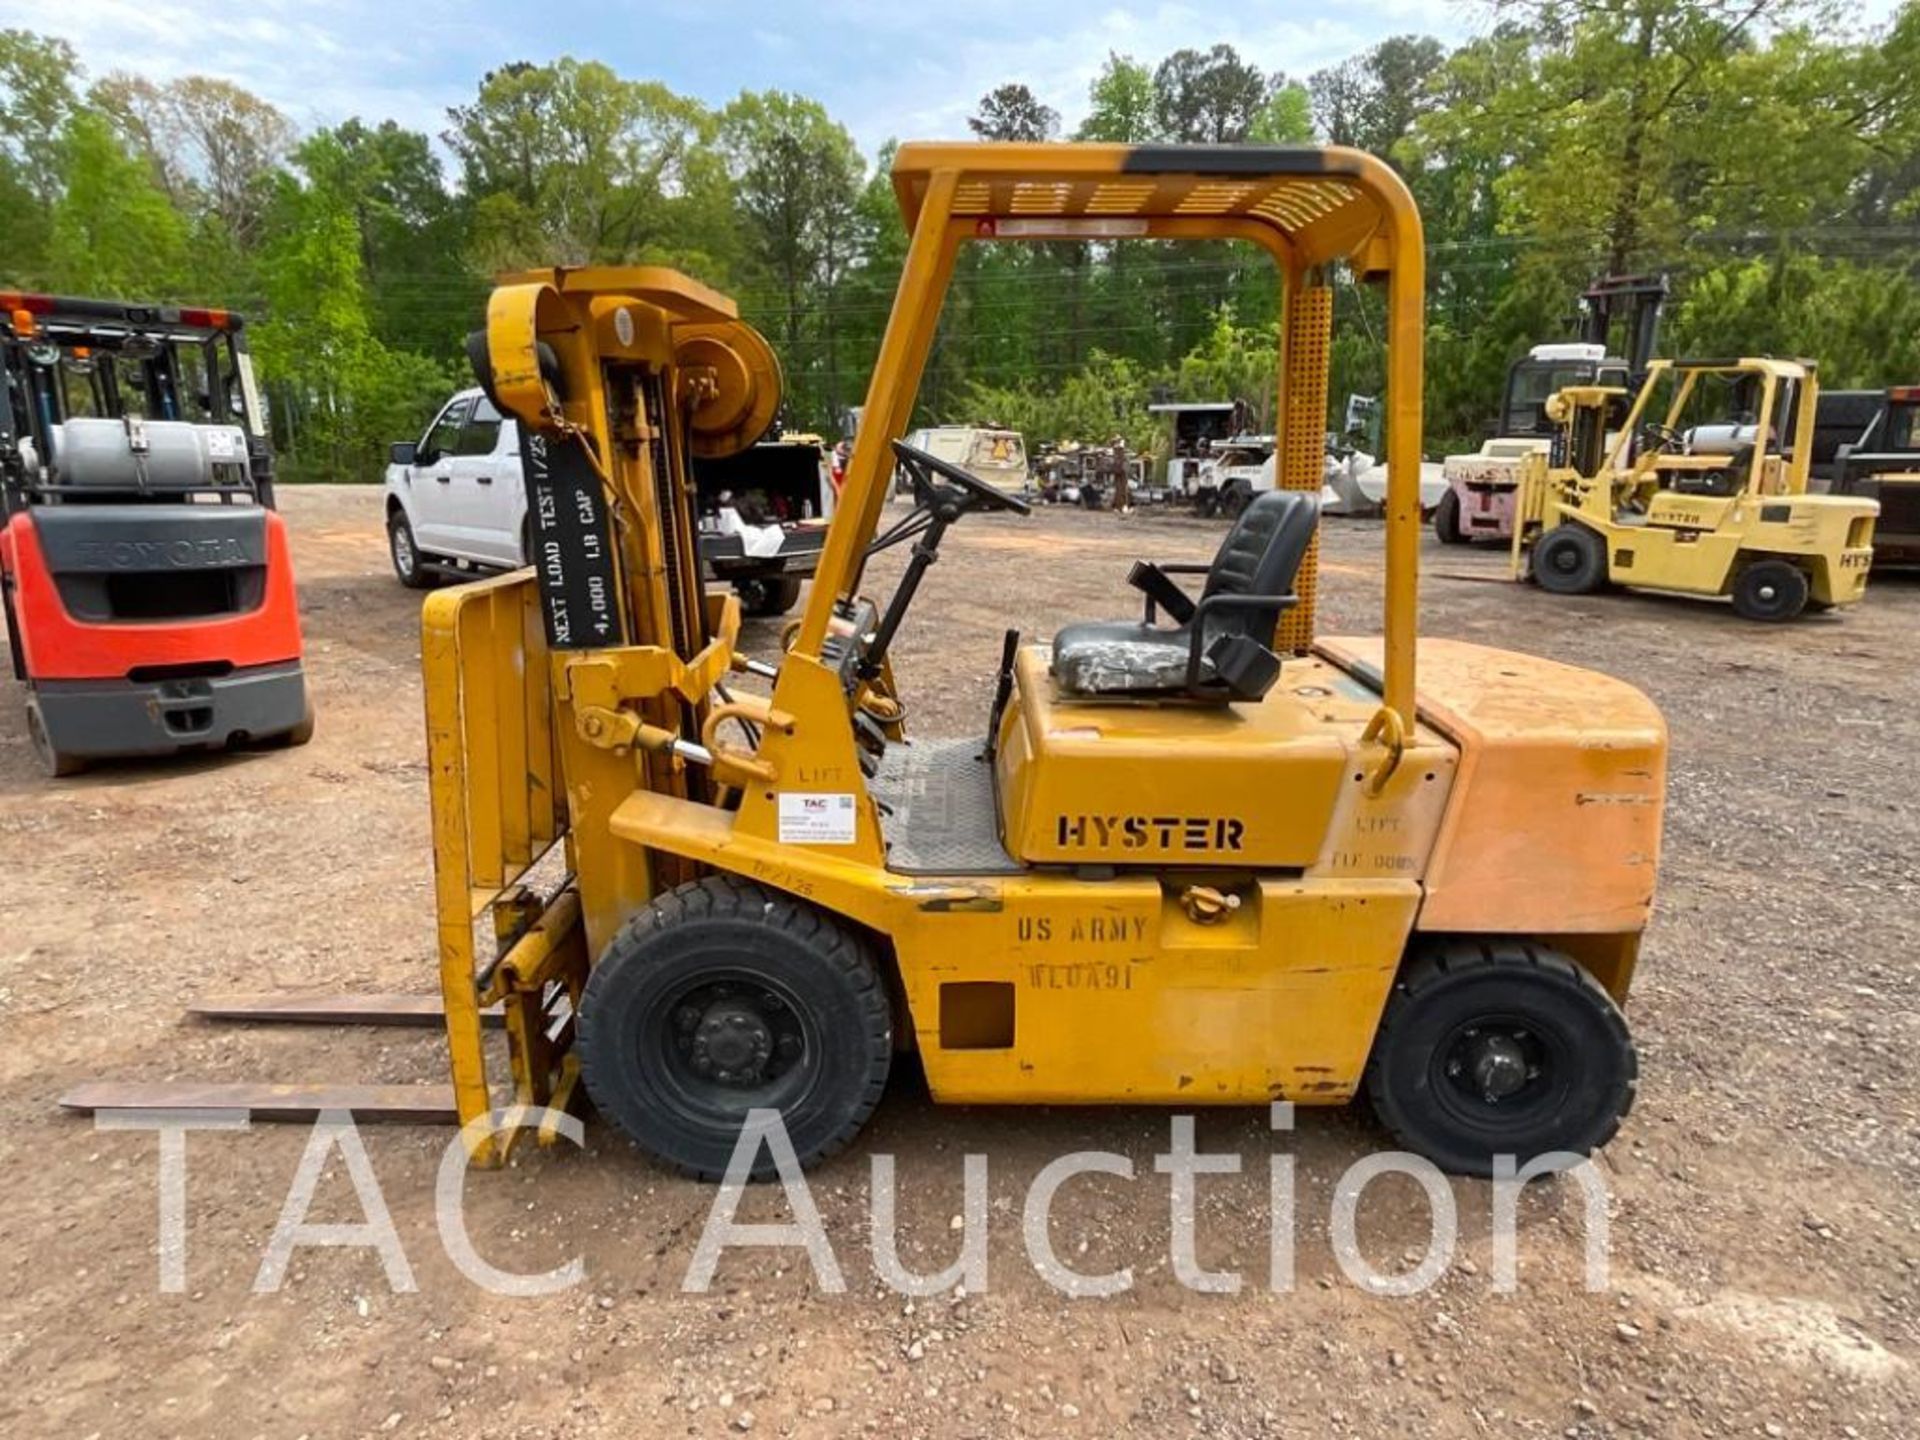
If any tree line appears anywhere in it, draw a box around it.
[2,1,1917,480]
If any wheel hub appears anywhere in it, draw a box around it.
[1468,1033,1529,1101]
[1444,1025,1541,1105]
[686,1001,774,1084]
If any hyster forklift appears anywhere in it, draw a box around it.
[1512,357,1878,620]
[0,294,311,774]
[66,147,1667,1182]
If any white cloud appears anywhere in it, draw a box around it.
[1,0,494,143]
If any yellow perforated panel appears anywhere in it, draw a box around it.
[1277,285,1332,654]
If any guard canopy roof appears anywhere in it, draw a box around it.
[889,143,1411,272]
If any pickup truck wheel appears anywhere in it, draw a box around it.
[1366,941,1636,1177]
[736,575,803,617]
[579,875,892,1180]
[1434,488,1466,545]
[388,510,435,590]
[1731,560,1808,622]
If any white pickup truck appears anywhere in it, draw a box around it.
[384,387,835,615]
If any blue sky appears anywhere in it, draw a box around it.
[1,0,1489,163]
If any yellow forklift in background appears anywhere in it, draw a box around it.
[67,145,1670,1181]
[1512,357,1878,620]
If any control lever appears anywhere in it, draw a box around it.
[978,628,1022,762]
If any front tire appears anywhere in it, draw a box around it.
[388,509,435,590]
[1731,560,1809,622]
[1531,524,1609,595]
[1365,942,1637,1177]
[1434,488,1466,545]
[578,875,892,1179]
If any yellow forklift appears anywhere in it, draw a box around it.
[1512,357,1878,620]
[67,145,1669,1181]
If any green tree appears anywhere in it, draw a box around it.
[45,111,186,296]
[1310,36,1447,154]
[1076,53,1158,142]
[0,29,80,282]
[968,83,1060,141]
[253,172,451,481]
[92,74,294,250]
[1153,44,1266,143]
[1249,82,1313,144]
[721,91,864,423]
[446,59,721,272]
[295,120,479,359]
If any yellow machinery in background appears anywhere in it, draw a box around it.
[404,144,1671,1181]
[1512,357,1878,620]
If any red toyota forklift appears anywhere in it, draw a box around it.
[0,293,311,776]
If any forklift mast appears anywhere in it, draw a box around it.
[1575,273,1669,383]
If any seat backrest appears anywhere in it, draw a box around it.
[1201,490,1318,638]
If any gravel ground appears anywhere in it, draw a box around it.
[1,484,1915,1439]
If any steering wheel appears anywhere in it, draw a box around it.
[890,438,1031,516]
[1639,421,1686,455]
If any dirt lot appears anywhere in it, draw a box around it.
[2,485,1916,1439]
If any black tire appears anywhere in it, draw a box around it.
[2,580,25,681]
[268,692,316,749]
[1434,488,1466,545]
[1222,480,1252,519]
[25,697,84,777]
[578,874,893,1180]
[388,508,435,590]
[1531,524,1609,595]
[1730,559,1809,622]
[1365,941,1636,1177]
[735,575,803,618]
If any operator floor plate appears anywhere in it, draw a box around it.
[871,737,1022,876]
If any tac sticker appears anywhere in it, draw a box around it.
[778,792,857,845]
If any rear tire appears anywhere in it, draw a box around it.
[1365,941,1636,1177]
[1531,524,1609,595]
[578,875,892,1179]
[735,575,803,617]
[1434,488,1465,545]
[388,509,435,590]
[269,693,316,749]
[1731,560,1809,622]
[25,698,84,778]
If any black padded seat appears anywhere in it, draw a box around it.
[1051,489,1318,702]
